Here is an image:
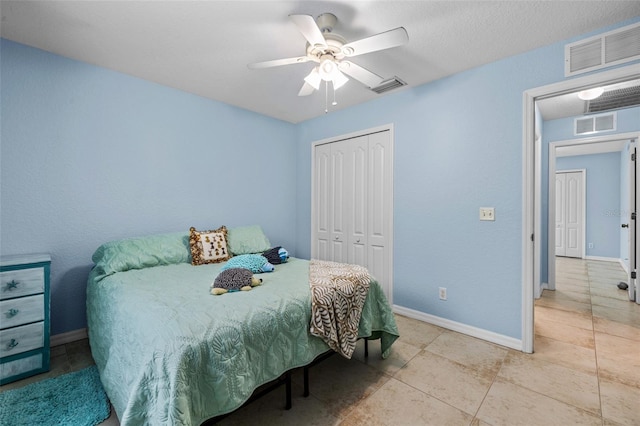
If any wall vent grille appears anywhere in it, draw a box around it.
[574,112,617,136]
[587,85,640,113]
[370,77,407,94]
[565,22,640,76]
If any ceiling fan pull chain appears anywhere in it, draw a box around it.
[325,80,329,113]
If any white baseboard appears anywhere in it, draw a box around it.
[50,328,88,347]
[619,259,630,274]
[585,255,620,263]
[392,305,523,351]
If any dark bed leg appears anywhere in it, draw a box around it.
[303,366,310,397]
[285,371,292,410]
[364,338,369,358]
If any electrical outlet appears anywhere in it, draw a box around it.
[479,207,495,221]
[439,287,447,300]
[588,243,594,249]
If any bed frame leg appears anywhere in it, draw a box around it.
[364,338,369,358]
[303,366,310,397]
[285,371,292,410]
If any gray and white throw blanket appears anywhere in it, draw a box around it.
[309,259,370,359]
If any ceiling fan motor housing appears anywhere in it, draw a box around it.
[307,32,346,60]
[316,13,337,33]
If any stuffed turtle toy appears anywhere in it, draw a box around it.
[262,246,289,264]
[221,254,275,273]
[211,267,262,295]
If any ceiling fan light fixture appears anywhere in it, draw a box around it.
[319,57,337,81]
[578,87,604,100]
[304,68,321,90]
[332,69,349,89]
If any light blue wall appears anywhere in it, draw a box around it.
[2,17,639,340]
[0,39,297,335]
[556,152,622,256]
[539,106,640,283]
[295,17,640,339]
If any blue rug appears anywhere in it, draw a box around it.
[0,365,110,426]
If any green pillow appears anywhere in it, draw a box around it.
[92,232,190,277]
[227,225,271,255]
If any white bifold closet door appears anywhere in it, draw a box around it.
[312,129,393,301]
[555,171,584,258]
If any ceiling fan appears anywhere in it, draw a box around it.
[248,13,409,97]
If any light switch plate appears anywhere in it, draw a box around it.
[480,207,495,221]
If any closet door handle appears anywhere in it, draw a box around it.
[622,224,629,228]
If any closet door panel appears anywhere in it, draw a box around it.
[314,144,332,260]
[368,133,391,246]
[331,144,349,263]
[369,244,387,290]
[348,136,369,265]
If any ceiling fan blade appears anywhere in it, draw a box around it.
[341,27,408,57]
[289,14,327,49]
[338,61,384,88]
[298,82,316,96]
[248,56,310,69]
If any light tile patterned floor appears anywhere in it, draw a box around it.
[2,258,638,425]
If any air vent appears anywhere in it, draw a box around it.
[587,85,640,113]
[574,112,616,136]
[565,22,640,76]
[370,76,407,94]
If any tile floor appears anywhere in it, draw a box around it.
[2,258,638,425]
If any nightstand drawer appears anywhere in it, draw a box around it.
[0,268,44,300]
[0,353,43,382]
[0,322,43,357]
[0,294,44,329]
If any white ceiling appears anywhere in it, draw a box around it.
[2,1,639,123]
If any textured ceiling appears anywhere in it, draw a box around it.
[2,1,639,123]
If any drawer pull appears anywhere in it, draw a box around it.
[4,280,20,291]
[6,338,19,350]
[5,308,20,318]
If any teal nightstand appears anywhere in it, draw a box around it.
[0,254,51,385]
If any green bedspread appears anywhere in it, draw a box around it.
[87,255,398,425]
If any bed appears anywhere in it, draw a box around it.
[86,230,399,425]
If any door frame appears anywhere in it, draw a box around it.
[551,168,586,266]
[628,144,638,303]
[522,64,640,353]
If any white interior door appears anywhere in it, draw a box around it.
[556,170,584,259]
[555,173,566,256]
[330,143,349,263]
[367,131,393,299]
[347,136,368,266]
[564,172,583,258]
[314,143,331,261]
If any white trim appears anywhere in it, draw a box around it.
[585,255,622,262]
[393,305,522,351]
[523,64,640,354]
[50,328,87,347]
[620,258,630,274]
[310,123,394,148]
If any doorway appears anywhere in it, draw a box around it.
[522,64,640,353]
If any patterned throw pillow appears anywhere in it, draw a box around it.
[189,226,231,265]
